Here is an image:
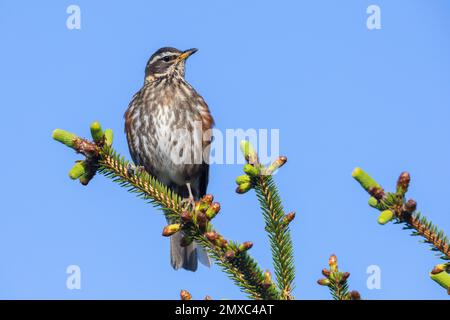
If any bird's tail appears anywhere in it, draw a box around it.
[170,233,211,271]
[166,181,211,271]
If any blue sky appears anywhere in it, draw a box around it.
[0,0,449,299]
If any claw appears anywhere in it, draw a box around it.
[180,197,196,210]
[180,182,196,210]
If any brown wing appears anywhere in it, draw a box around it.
[195,92,214,197]
[124,90,144,166]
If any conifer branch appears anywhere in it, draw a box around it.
[352,168,450,294]
[52,123,280,300]
[317,254,361,300]
[236,141,295,300]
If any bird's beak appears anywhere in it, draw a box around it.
[177,48,198,62]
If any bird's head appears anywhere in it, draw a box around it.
[144,47,197,82]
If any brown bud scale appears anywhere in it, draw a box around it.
[180,290,192,300]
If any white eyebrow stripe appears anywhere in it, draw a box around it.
[148,52,179,65]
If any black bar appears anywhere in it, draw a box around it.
[0,300,447,319]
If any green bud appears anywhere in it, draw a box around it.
[430,264,450,292]
[205,202,221,219]
[79,171,95,186]
[352,167,381,194]
[243,164,260,177]
[263,270,272,288]
[236,182,252,194]
[368,197,379,208]
[68,161,86,180]
[238,241,253,252]
[90,121,104,143]
[235,175,251,185]
[240,140,258,164]
[215,237,228,248]
[265,156,287,175]
[52,129,78,149]
[195,200,209,213]
[377,210,394,225]
[162,224,181,236]
[317,278,330,286]
[104,129,113,146]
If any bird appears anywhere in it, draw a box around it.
[124,47,214,271]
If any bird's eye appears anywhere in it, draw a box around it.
[162,56,173,62]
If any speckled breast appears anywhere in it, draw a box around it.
[125,76,205,187]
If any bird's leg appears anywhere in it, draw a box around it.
[186,182,195,203]
[181,182,196,210]
[127,163,146,176]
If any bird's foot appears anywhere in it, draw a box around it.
[180,182,196,210]
[180,196,196,211]
[127,163,146,176]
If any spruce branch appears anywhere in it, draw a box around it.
[353,168,450,294]
[236,141,295,300]
[317,254,361,300]
[52,122,280,300]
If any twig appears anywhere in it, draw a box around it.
[52,124,280,300]
[236,141,295,299]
